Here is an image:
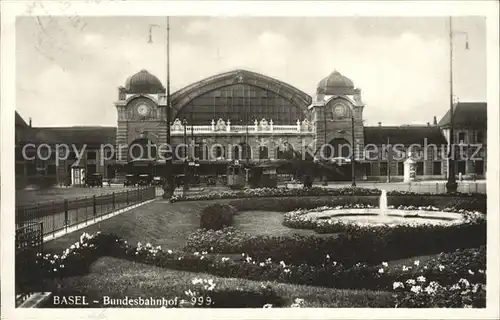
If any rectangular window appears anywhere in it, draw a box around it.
[474,160,484,175]
[432,161,442,175]
[397,162,404,175]
[379,162,388,176]
[107,165,116,179]
[416,162,424,175]
[364,162,372,176]
[476,131,484,143]
[458,132,466,144]
[457,161,466,175]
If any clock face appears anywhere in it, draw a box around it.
[137,104,149,116]
[333,103,346,117]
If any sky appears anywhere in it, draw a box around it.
[16,16,486,127]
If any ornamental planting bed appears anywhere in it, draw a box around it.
[26,188,487,308]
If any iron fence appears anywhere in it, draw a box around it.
[15,222,44,307]
[15,186,156,237]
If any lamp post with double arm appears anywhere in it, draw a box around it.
[446,16,469,193]
[150,18,174,199]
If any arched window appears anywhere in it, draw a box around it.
[232,143,251,160]
[259,146,269,160]
[277,143,295,160]
[212,145,226,160]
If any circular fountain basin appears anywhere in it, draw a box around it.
[304,209,464,226]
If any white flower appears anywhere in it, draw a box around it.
[410,285,422,294]
[468,269,475,275]
[194,252,199,256]
[332,261,337,266]
[458,278,470,288]
[382,262,388,267]
[53,268,57,272]
[378,268,384,274]
[438,264,445,271]
[259,262,265,267]
[417,276,426,283]
[414,260,420,266]
[424,285,437,295]
[402,265,409,272]
[406,279,416,286]
[167,250,173,254]
[478,269,485,274]
[450,284,461,290]
[263,304,273,308]
[393,282,404,290]
[326,254,330,259]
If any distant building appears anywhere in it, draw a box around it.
[438,102,487,178]
[14,69,487,188]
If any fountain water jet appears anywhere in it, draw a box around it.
[379,189,388,216]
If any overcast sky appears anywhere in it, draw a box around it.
[16,16,486,127]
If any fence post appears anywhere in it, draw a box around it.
[93,195,97,220]
[436,183,439,194]
[85,196,88,225]
[475,183,478,193]
[112,192,116,210]
[126,190,129,206]
[64,199,69,233]
[52,201,56,237]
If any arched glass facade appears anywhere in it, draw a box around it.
[175,84,307,125]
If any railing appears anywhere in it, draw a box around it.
[170,118,314,134]
[15,186,156,237]
[16,222,44,307]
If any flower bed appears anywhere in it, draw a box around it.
[32,232,486,308]
[185,214,486,266]
[170,186,485,203]
[281,205,485,234]
[171,187,382,202]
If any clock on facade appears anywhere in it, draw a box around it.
[332,103,347,118]
[137,104,150,117]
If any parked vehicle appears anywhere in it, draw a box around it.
[85,173,103,187]
[152,176,165,186]
[124,174,137,187]
[138,174,152,186]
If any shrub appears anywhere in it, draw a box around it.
[200,204,237,231]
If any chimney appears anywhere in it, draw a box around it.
[29,117,32,128]
[433,116,437,126]
[378,122,381,127]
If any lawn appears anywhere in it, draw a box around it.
[234,210,329,237]
[43,256,394,308]
[44,199,213,252]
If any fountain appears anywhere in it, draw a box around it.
[379,189,388,216]
[301,189,469,226]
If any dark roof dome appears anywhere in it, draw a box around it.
[124,69,165,94]
[317,70,355,95]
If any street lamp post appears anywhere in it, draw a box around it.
[350,113,356,187]
[182,119,189,194]
[149,18,174,199]
[446,16,469,193]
